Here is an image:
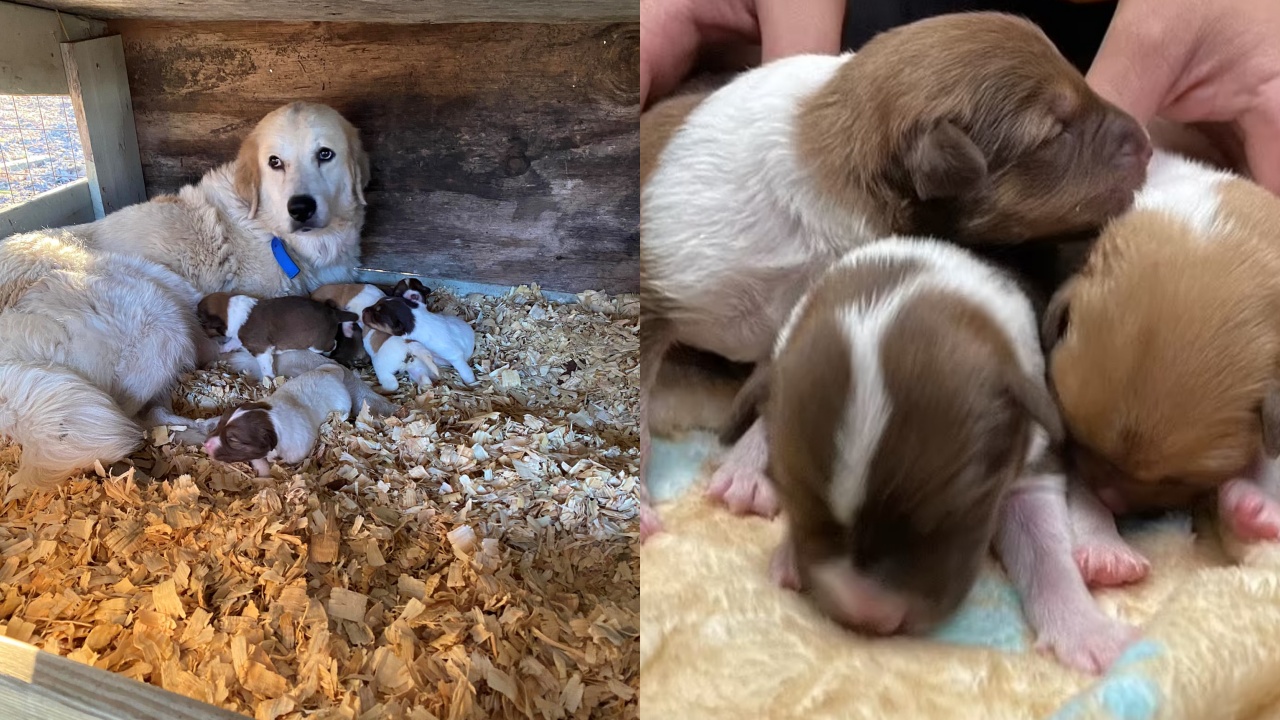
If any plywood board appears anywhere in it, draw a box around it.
[0,635,244,719]
[16,0,635,24]
[0,1,104,95]
[61,35,148,217]
[0,177,94,235]
[113,20,639,293]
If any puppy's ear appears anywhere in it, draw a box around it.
[343,119,369,206]
[906,120,987,201]
[341,320,357,339]
[234,131,262,218]
[1040,277,1078,350]
[1260,386,1280,458]
[1006,370,1065,446]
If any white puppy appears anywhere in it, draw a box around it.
[361,283,476,385]
[202,364,352,476]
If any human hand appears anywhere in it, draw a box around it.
[1086,0,1280,192]
[640,0,844,109]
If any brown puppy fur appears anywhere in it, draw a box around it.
[734,248,1060,633]
[647,345,753,439]
[205,402,276,464]
[198,293,358,356]
[1045,157,1280,512]
[638,13,1150,525]
[311,283,374,310]
[795,14,1149,242]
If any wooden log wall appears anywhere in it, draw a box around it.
[108,20,639,294]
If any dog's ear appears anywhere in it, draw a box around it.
[343,119,369,206]
[1041,277,1078,350]
[1006,370,1065,446]
[234,131,262,218]
[905,120,987,201]
[1260,386,1280,458]
[341,320,357,339]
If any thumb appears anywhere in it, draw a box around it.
[1237,90,1280,195]
[1084,3,1184,125]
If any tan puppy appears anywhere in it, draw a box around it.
[639,12,1152,538]
[1045,149,1280,549]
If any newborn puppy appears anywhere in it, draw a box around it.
[311,282,387,317]
[391,277,431,303]
[363,326,441,392]
[202,364,352,476]
[1045,149,1280,546]
[198,292,358,382]
[725,238,1135,672]
[329,321,369,368]
[639,12,1152,538]
[362,296,477,385]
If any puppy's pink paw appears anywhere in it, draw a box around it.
[1220,479,1280,542]
[640,500,664,542]
[1035,614,1141,675]
[769,540,800,590]
[1073,542,1150,588]
[706,465,779,517]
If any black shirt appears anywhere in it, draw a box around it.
[841,0,1118,72]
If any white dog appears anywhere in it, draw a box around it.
[0,102,370,492]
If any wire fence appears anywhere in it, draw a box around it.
[0,94,87,212]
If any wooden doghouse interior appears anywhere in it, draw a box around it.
[10,0,640,295]
[0,1,639,718]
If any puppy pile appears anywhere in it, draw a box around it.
[640,9,1280,679]
[195,278,477,476]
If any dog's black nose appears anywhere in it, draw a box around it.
[287,194,317,222]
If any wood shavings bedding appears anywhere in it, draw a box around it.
[0,284,639,719]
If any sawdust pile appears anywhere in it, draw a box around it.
[0,285,640,719]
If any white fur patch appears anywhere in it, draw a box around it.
[1134,150,1233,238]
[829,303,895,524]
[344,284,386,316]
[225,295,258,338]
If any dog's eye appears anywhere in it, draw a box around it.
[317,147,335,163]
[268,156,284,170]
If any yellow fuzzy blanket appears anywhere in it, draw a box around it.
[640,438,1280,720]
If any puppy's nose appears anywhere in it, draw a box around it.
[1110,118,1152,167]
[287,194,317,222]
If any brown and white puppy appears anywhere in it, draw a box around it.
[391,277,431,303]
[197,292,358,382]
[311,282,387,318]
[362,296,476,384]
[639,12,1152,538]
[202,364,352,476]
[725,237,1137,673]
[1045,149,1280,546]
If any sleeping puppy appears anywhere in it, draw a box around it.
[361,296,477,385]
[724,237,1137,673]
[197,292,358,382]
[202,364,352,477]
[311,282,387,317]
[639,12,1152,538]
[1045,149,1280,551]
[391,277,432,303]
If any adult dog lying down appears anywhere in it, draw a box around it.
[0,101,372,491]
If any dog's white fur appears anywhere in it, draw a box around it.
[61,102,369,297]
[0,102,369,490]
[644,53,874,363]
[206,364,352,477]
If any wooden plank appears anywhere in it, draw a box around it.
[0,2,105,95]
[0,635,244,720]
[61,35,148,218]
[16,0,635,23]
[0,178,94,235]
[113,20,639,294]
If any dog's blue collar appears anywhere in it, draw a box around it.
[270,236,300,279]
